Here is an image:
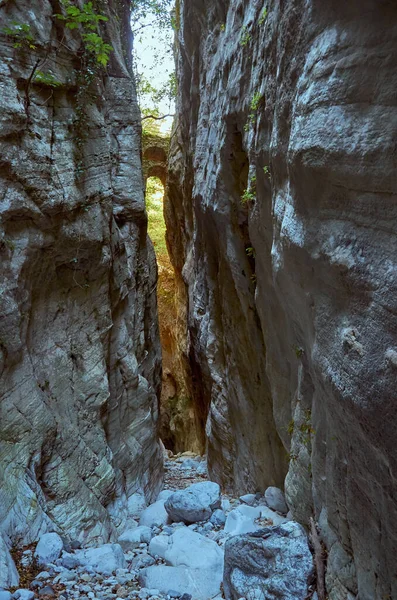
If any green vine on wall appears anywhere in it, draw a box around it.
[2,1,113,150]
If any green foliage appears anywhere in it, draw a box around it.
[132,0,173,32]
[294,346,304,358]
[2,21,36,49]
[33,70,62,87]
[240,25,251,46]
[241,188,255,204]
[220,23,226,32]
[250,92,262,112]
[263,165,271,178]
[81,32,112,66]
[259,7,268,25]
[146,176,167,256]
[287,419,295,435]
[246,246,255,258]
[299,409,315,447]
[138,72,177,108]
[55,1,113,66]
[56,1,108,31]
[241,172,257,204]
[245,91,263,131]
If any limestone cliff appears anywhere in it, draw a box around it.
[166,1,397,598]
[0,0,162,548]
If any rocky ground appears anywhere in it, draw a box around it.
[1,454,315,600]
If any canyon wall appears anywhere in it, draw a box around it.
[166,0,397,598]
[0,0,162,549]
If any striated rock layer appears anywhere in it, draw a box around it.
[166,0,397,598]
[0,0,162,548]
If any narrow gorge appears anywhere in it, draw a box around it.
[0,1,396,600]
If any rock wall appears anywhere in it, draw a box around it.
[0,0,162,548]
[166,1,397,598]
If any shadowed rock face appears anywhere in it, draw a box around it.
[166,1,397,598]
[0,0,162,546]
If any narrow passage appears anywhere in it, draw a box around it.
[14,453,309,600]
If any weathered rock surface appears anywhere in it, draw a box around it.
[166,1,397,598]
[34,532,63,566]
[149,527,224,569]
[139,500,170,528]
[118,526,153,550]
[73,543,126,575]
[139,565,222,600]
[0,534,19,589]
[164,481,221,523]
[264,487,288,515]
[223,523,314,600]
[0,0,162,546]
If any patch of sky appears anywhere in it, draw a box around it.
[132,1,175,134]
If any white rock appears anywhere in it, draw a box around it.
[139,565,222,600]
[239,494,256,506]
[164,482,221,524]
[139,500,170,528]
[224,508,258,536]
[128,492,147,517]
[156,490,174,502]
[148,534,169,558]
[118,526,153,550]
[0,592,12,600]
[0,534,19,589]
[264,487,288,514]
[35,532,64,566]
[210,509,226,527]
[74,544,126,575]
[221,498,231,512]
[224,505,288,537]
[149,527,223,570]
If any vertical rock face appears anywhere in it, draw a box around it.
[0,0,162,546]
[166,1,397,599]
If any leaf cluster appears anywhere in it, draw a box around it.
[55,1,113,66]
[33,70,62,87]
[2,21,36,49]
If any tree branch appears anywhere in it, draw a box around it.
[142,113,174,121]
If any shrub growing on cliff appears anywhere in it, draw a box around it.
[259,7,268,25]
[240,25,251,47]
[55,0,113,66]
[2,21,36,49]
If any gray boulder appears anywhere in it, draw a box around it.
[130,554,156,569]
[118,526,153,550]
[0,534,19,589]
[264,487,288,514]
[149,527,224,569]
[13,592,35,600]
[0,592,12,600]
[74,543,126,575]
[210,509,226,528]
[139,500,170,528]
[239,494,256,506]
[34,533,64,566]
[139,565,222,600]
[164,482,221,523]
[223,522,314,600]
